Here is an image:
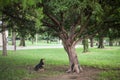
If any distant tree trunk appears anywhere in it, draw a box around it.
[2,15,7,56]
[119,41,120,46]
[36,34,38,45]
[31,38,34,44]
[83,37,89,53]
[12,31,16,51]
[90,37,94,47]
[47,34,50,43]
[12,31,15,45]
[109,37,113,46]
[19,37,25,46]
[47,38,49,43]
[115,41,117,46]
[2,28,7,56]
[98,36,104,48]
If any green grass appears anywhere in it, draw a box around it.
[0,46,120,80]
[97,70,120,80]
[76,47,120,69]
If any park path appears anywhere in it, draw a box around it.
[0,45,82,50]
[0,45,63,50]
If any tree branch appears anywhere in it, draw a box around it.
[2,9,30,23]
[69,13,82,42]
[42,20,59,32]
[74,14,91,39]
[45,13,60,26]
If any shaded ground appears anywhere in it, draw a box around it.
[28,67,102,80]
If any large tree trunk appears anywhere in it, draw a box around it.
[98,36,104,48]
[109,37,113,46]
[82,37,89,53]
[19,37,26,46]
[90,37,94,47]
[63,40,83,73]
[12,31,16,51]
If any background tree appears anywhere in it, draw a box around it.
[7,21,17,51]
[82,37,89,53]
[89,37,94,47]
[2,1,42,47]
[1,14,7,56]
[0,0,42,54]
[92,0,120,48]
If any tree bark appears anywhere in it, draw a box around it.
[119,41,120,46]
[2,27,7,56]
[2,17,7,56]
[36,34,38,45]
[47,38,49,43]
[12,31,16,51]
[19,37,25,46]
[12,31,15,45]
[109,37,113,46]
[90,37,94,47]
[115,41,117,46]
[98,36,104,48]
[83,37,89,53]
[63,40,83,73]
[31,38,34,44]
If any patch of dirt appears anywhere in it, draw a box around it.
[29,67,102,80]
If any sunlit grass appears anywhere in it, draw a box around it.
[76,47,120,69]
[97,70,120,80]
[0,46,120,80]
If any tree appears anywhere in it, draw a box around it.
[0,2,9,56]
[39,0,103,73]
[0,0,24,55]
[98,34,104,48]
[1,14,7,56]
[0,0,43,54]
[89,37,94,47]
[2,1,41,47]
[82,37,89,53]
[98,0,120,47]
[7,21,17,51]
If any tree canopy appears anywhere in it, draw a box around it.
[0,0,120,73]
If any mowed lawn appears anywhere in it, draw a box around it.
[0,47,120,80]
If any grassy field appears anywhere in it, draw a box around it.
[0,46,120,80]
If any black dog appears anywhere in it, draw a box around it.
[34,59,44,71]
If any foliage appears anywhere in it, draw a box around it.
[98,0,120,39]
[41,0,103,36]
[0,0,44,45]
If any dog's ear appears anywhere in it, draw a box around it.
[40,58,45,62]
[40,59,42,62]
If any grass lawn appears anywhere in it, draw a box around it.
[0,46,120,80]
